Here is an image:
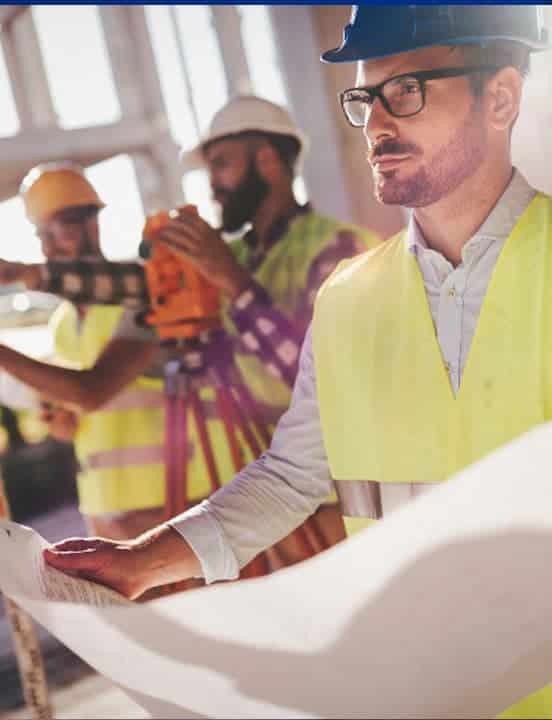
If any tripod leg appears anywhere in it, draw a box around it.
[164,369,189,518]
[214,385,243,473]
[240,553,270,578]
[232,382,272,446]
[172,373,189,514]
[189,388,221,494]
[230,379,326,558]
[223,386,263,458]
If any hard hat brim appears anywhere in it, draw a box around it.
[180,127,309,174]
[322,34,551,64]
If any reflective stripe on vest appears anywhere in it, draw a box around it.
[85,443,169,470]
[100,387,164,412]
[52,302,166,514]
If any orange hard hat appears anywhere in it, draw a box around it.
[20,162,105,226]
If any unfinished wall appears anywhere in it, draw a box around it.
[310,6,405,240]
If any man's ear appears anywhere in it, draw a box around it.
[254,143,281,182]
[484,66,523,133]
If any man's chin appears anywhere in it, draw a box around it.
[373,170,425,206]
[374,180,405,205]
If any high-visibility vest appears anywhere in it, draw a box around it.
[191,212,380,500]
[53,213,377,514]
[313,193,552,718]
[51,303,165,515]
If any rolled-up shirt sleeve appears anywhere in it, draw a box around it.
[169,325,332,583]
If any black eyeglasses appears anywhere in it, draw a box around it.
[340,66,499,128]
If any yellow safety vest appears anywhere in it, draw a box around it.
[313,193,552,718]
[51,303,165,515]
[182,211,380,503]
[53,213,377,514]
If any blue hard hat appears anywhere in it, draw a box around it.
[322,5,550,64]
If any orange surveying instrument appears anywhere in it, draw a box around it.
[140,207,221,341]
[140,208,320,578]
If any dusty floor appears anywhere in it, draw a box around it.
[0,672,149,720]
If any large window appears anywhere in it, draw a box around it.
[32,5,120,128]
[0,197,42,263]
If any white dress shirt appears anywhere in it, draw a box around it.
[171,170,537,583]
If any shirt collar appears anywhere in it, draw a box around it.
[406,169,537,258]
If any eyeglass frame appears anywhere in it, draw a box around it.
[339,65,500,128]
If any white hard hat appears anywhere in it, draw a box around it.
[180,95,308,173]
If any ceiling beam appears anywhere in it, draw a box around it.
[0,118,159,202]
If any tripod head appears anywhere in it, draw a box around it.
[140,208,221,341]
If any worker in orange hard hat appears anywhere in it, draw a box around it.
[18,163,167,546]
[21,162,105,260]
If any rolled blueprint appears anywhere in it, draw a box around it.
[3,422,552,718]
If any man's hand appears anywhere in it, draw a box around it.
[0,260,42,289]
[39,401,78,442]
[44,524,202,600]
[159,208,250,301]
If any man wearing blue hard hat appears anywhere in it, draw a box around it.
[46,6,552,715]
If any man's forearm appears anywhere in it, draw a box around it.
[171,329,333,582]
[0,345,92,409]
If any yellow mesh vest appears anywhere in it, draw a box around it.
[313,194,552,718]
[51,303,165,515]
[184,212,379,502]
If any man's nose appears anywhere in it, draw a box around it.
[363,96,396,149]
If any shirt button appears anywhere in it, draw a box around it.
[447,287,456,298]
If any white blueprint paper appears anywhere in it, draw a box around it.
[3,423,552,718]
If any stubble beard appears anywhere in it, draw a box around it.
[373,101,488,208]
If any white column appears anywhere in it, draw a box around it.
[0,8,57,131]
[99,6,183,212]
[268,6,353,222]
[210,6,251,97]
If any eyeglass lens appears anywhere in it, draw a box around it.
[344,76,424,126]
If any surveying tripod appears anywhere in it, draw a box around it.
[161,329,325,580]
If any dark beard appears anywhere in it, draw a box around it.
[220,161,270,233]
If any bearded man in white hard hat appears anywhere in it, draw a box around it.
[0,97,379,577]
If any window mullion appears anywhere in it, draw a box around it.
[168,5,201,139]
[210,6,251,97]
[2,9,56,131]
